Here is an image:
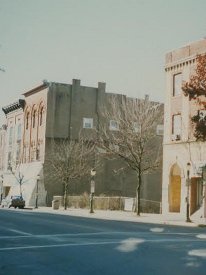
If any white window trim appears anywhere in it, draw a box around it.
[172,114,181,141]
[156,124,164,136]
[83,118,93,129]
[173,73,182,97]
[109,120,119,131]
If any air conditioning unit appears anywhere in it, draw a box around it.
[175,134,181,141]
[171,134,181,141]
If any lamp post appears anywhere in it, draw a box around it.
[0,175,3,204]
[90,168,96,213]
[202,165,206,219]
[35,174,40,209]
[186,162,191,222]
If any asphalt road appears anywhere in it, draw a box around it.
[0,208,206,275]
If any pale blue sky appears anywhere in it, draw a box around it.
[1,0,206,124]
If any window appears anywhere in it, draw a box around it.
[173,73,182,96]
[32,110,36,128]
[109,143,119,152]
[199,109,206,121]
[16,145,20,165]
[17,124,21,141]
[172,114,181,140]
[83,118,93,129]
[7,152,11,170]
[9,127,13,145]
[39,107,44,126]
[36,147,40,161]
[156,124,164,136]
[109,120,119,131]
[26,113,29,130]
[133,122,141,133]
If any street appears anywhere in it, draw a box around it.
[0,209,206,275]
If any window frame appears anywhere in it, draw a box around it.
[26,112,30,130]
[32,110,36,128]
[173,73,182,97]
[156,124,164,136]
[83,118,93,129]
[109,120,119,131]
[172,114,181,140]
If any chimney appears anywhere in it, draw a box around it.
[72,79,81,87]
[98,82,106,93]
[145,94,149,101]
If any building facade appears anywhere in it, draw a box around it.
[0,100,25,202]
[162,39,206,220]
[1,79,163,210]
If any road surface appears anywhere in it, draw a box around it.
[0,208,206,275]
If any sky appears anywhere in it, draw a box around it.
[0,0,206,124]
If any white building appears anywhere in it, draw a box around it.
[0,99,46,207]
[162,39,206,221]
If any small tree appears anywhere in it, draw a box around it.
[9,165,24,197]
[46,137,95,209]
[98,96,163,215]
[182,54,206,141]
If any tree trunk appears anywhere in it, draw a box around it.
[136,172,142,216]
[63,183,68,210]
[19,183,22,197]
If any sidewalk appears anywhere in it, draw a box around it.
[30,207,206,227]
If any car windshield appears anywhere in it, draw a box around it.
[12,196,23,200]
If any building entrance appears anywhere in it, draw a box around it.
[169,164,181,212]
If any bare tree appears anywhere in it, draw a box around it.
[46,137,95,209]
[98,96,163,215]
[8,164,24,197]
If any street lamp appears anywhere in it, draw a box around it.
[202,165,206,218]
[0,175,3,204]
[186,162,191,222]
[35,174,40,209]
[90,168,96,213]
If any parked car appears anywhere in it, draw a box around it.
[1,196,25,209]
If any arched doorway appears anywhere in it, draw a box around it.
[169,164,181,212]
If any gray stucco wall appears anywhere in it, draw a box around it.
[45,83,72,138]
[43,80,163,209]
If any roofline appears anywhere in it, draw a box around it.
[2,99,25,115]
[22,82,48,97]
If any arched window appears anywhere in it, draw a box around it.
[26,113,29,130]
[17,124,21,141]
[39,107,44,126]
[32,110,36,128]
